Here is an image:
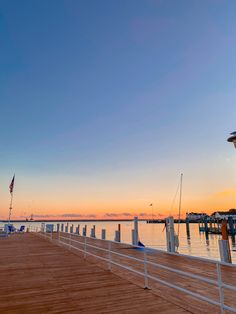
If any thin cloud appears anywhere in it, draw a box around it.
[139,213,149,217]
[19,213,97,219]
[104,213,133,217]
[215,189,236,198]
[121,213,132,217]
[61,213,97,218]
[105,213,119,217]
[61,213,82,218]
[86,214,97,218]
[22,214,55,218]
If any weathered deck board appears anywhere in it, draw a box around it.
[0,234,188,314]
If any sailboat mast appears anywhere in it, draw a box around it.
[177,173,183,236]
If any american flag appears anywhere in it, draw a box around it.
[9,175,15,194]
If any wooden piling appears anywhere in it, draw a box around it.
[186,218,190,238]
[219,219,232,263]
[70,224,74,233]
[204,217,208,234]
[101,229,106,240]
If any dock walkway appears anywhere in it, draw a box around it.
[0,234,188,314]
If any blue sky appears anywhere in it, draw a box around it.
[1,0,236,218]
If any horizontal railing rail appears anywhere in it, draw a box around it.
[33,229,236,314]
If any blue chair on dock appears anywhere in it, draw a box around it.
[17,226,25,233]
[7,225,16,233]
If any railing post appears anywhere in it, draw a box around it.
[84,237,87,259]
[108,241,112,271]
[144,248,149,289]
[216,263,225,314]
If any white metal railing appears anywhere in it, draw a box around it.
[29,227,236,314]
[57,231,236,314]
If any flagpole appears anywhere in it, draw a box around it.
[8,174,15,228]
[8,192,14,225]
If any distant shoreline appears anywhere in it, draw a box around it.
[0,219,199,223]
[1,219,142,223]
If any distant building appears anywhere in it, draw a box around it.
[211,209,236,220]
[186,212,208,222]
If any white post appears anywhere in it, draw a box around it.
[219,240,232,263]
[132,217,139,245]
[166,216,176,252]
[132,229,137,245]
[101,229,106,240]
[93,225,96,238]
[41,223,45,232]
[134,217,138,243]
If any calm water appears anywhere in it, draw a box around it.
[3,220,236,263]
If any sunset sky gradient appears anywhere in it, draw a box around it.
[1,0,236,219]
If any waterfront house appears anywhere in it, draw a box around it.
[211,209,236,220]
[186,212,208,222]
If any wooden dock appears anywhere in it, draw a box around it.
[0,233,188,314]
